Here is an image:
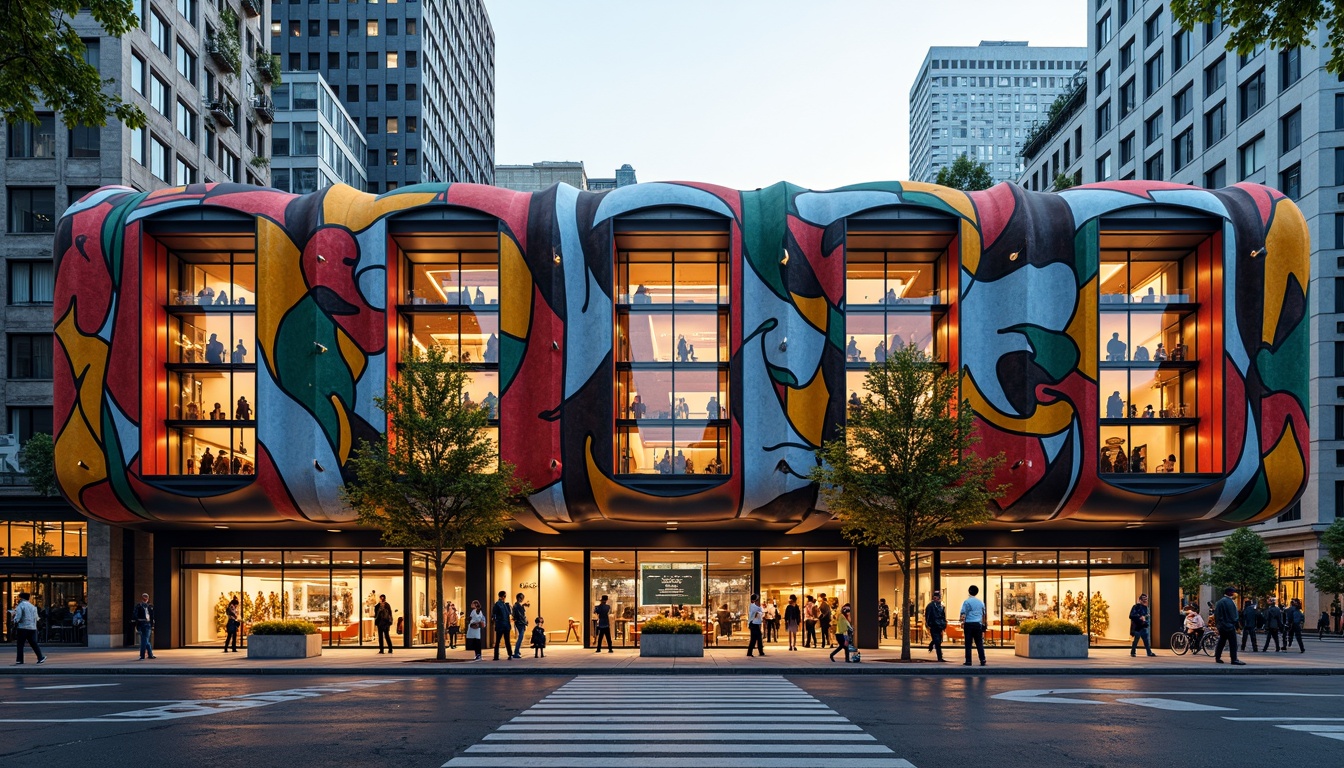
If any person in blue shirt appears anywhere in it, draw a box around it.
[960,585,987,667]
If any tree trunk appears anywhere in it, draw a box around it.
[435,550,447,661]
[899,548,912,661]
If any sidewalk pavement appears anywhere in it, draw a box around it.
[6,635,1343,675]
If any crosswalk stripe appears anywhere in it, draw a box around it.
[443,676,914,768]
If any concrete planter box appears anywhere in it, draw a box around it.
[638,633,705,658]
[1014,633,1088,659]
[247,633,322,659]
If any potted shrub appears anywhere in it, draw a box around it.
[638,617,705,658]
[247,619,322,659]
[1014,617,1088,659]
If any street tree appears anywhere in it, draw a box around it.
[16,433,57,497]
[810,344,1006,660]
[1179,556,1207,606]
[1,1,147,127]
[1308,518,1344,623]
[342,347,529,661]
[1052,173,1077,191]
[1207,527,1278,599]
[1172,0,1344,76]
[934,154,994,191]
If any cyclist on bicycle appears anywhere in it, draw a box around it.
[1183,606,1206,647]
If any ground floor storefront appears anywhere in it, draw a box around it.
[141,527,1182,651]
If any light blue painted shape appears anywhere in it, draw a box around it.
[1221,220,1250,374]
[256,362,352,523]
[1209,401,1260,518]
[1041,429,1069,464]
[62,186,134,218]
[352,219,390,311]
[97,295,117,342]
[352,351,386,432]
[793,190,906,227]
[123,198,202,225]
[556,184,612,400]
[528,483,571,523]
[592,182,734,224]
[107,392,140,469]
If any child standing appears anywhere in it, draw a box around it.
[531,617,547,658]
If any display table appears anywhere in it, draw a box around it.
[418,627,437,645]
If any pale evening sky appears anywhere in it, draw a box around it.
[483,0,1087,190]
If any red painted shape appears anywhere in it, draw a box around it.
[57,206,114,335]
[78,481,141,524]
[253,443,308,521]
[445,185,531,250]
[107,226,145,423]
[1260,391,1308,455]
[1223,357,1247,467]
[501,284,562,490]
[303,227,385,354]
[1069,180,1190,196]
[207,189,297,224]
[788,218,843,307]
[1232,182,1277,226]
[677,182,743,220]
[976,417,1046,510]
[967,183,1016,249]
[1036,371,1098,518]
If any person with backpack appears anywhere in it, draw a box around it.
[511,593,528,660]
[1128,594,1156,657]
[491,591,512,661]
[1318,610,1331,641]
[465,600,485,661]
[877,598,891,641]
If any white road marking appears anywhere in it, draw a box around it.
[444,676,916,768]
[1116,698,1235,712]
[1225,717,1344,722]
[25,684,120,690]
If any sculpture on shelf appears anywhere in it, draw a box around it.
[481,391,498,419]
[632,284,652,304]
[484,333,498,363]
[1106,332,1127,362]
[197,285,215,303]
[874,339,887,363]
[846,336,860,361]
[235,396,251,421]
[1133,345,1150,361]
[199,447,214,474]
[231,340,248,364]
[215,290,229,305]
[205,333,225,364]
[1154,343,1168,361]
[210,402,225,420]
[215,450,230,475]
[185,401,200,420]
[1106,391,1124,419]
[706,395,721,420]
[1142,405,1155,418]
[475,287,485,305]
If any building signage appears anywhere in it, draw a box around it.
[640,567,703,605]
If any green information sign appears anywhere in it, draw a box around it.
[640,567,704,605]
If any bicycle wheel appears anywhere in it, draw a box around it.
[1201,632,1219,655]
[1170,632,1189,655]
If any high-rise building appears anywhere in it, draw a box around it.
[589,163,639,191]
[0,0,275,646]
[495,161,588,192]
[270,0,495,192]
[1018,3,1336,617]
[909,41,1089,185]
[270,73,369,193]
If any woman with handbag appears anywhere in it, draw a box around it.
[445,602,460,650]
[466,600,485,661]
[224,596,241,653]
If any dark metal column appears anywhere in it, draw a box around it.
[582,550,592,649]
[1153,531,1180,649]
[465,545,487,619]
[856,546,879,649]
[402,551,413,648]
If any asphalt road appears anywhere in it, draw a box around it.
[0,674,1338,767]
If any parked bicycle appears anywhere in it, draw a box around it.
[1170,630,1218,655]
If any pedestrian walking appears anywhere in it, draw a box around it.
[818,594,833,647]
[9,592,45,666]
[803,596,819,648]
[133,592,156,660]
[746,593,766,657]
[593,594,614,653]
[960,585,987,666]
[1213,587,1245,665]
[1284,598,1306,653]
[1261,596,1283,652]
[224,596,241,652]
[784,594,802,651]
[763,598,778,643]
[830,605,854,662]
[445,601,460,649]
[374,594,394,653]
[1240,597,1260,652]
[1128,593,1156,657]
[1318,610,1331,641]
[491,591,512,660]
[877,598,891,641]
[466,600,485,660]
[531,617,547,658]
[511,593,528,659]
[924,591,948,661]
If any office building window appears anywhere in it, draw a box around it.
[1144,10,1161,47]
[1144,151,1163,180]
[1204,101,1227,148]
[367,20,379,36]
[386,117,399,134]
[1172,129,1193,171]
[6,115,56,158]
[7,261,54,304]
[1336,148,1344,186]
[1205,14,1224,43]
[69,124,99,158]
[1119,79,1136,117]
[1120,39,1135,71]
[1204,56,1226,92]
[176,45,196,85]
[150,135,170,182]
[1280,108,1301,154]
[1279,47,1301,90]
[150,11,170,55]
[1238,134,1265,179]
[8,334,53,379]
[1096,13,1113,50]
[1279,164,1301,200]
[1172,84,1192,121]
[1144,111,1164,146]
[176,159,197,185]
[150,72,170,116]
[6,187,55,233]
[1096,152,1113,182]
[9,407,52,446]
[385,52,398,69]
[1337,94,1344,130]
[1172,29,1190,70]
[406,50,418,67]
[1097,62,1111,92]
[131,53,145,94]
[1238,69,1266,121]
[406,116,417,133]
[1096,100,1113,136]
[176,0,196,22]
[366,52,378,69]
[1144,52,1164,97]
[1203,163,1226,189]
[176,101,197,143]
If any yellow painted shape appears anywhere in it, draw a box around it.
[54,310,110,505]
[789,292,828,333]
[321,184,438,233]
[959,220,983,276]
[256,218,305,380]
[500,234,532,339]
[963,374,1075,436]
[786,369,830,447]
[336,326,366,381]
[898,181,977,222]
[585,434,620,520]
[1067,276,1099,380]
[1261,198,1310,345]
[331,394,352,463]
[1263,420,1306,520]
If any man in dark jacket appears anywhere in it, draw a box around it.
[1261,596,1283,652]
[924,591,948,662]
[492,591,512,661]
[373,594,394,653]
[1283,598,1306,653]
[1213,587,1245,665]
[1239,597,1260,652]
[511,593,528,660]
[1128,594,1156,657]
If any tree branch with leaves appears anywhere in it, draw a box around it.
[810,344,1006,660]
[341,347,529,660]
[1172,0,1344,76]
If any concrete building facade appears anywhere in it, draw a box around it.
[270,73,368,193]
[270,0,495,192]
[494,161,589,192]
[909,41,1088,185]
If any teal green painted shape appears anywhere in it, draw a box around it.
[1011,324,1080,382]
[102,404,147,517]
[1223,469,1270,522]
[386,182,450,197]
[831,181,907,195]
[740,182,791,300]
[1256,308,1309,405]
[1074,219,1099,286]
[102,191,148,287]
[827,306,845,351]
[274,295,355,448]
[898,191,964,220]
[499,333,526,393]
[768,363,799,388]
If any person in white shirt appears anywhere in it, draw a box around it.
[10,592,45,665]
[746,594,766,657]
[960,585,988,667]
[764,599,779,643]
[465,600,485,661]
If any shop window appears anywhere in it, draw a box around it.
[591,550,636,647]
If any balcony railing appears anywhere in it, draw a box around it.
[1019,72,1088,162]
[255,54,281,84]
[240,0,261,17]
[252,95,275,123]
[204,37,238,74]
[209,97,237,128]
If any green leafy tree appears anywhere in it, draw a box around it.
[1179,556,1207,605]
[1052,173,1077,191]
[1172,0,1344,76]
[934,154,994,191]
[1,1,147,127]
[342,347,530,660]
[810,344,1006,660]
[1207,527,1278,599]
[16,433,57,497]
[1308,518,1344,622]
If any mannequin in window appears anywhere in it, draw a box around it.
[1140,286,1157,303]
[231,452,242,474]
[235,396,252,421]
[677,335,690,363]
[1106,390,1125,419]
[1106,332,1127,362]
[484,333,498,363]
[657,450,672,474]
[1113,448,1129,472]
[185,400,200,420]
[215,450,230,474]
[215,290,229,306]
[1133,345,1150,361]
[630,394,646,420]
[884,287,899,305]
[206,333,226,364]
[200,447,215,474]
[209,402,224,421]
[197,285,215,304]
[891,333,906,352]
[673,450,687,474]
[462,391,476,410]
[231,340,248,364]
[848,391,863,416]
[481,391,498,419]
[706,395,721,420]
[1154,343,1168,361]
[1142,404,1155,418]
[633,284,652,304]
[874,339,888,363]
[846,336,860,362]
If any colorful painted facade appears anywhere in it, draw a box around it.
[53,180,1308,531]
